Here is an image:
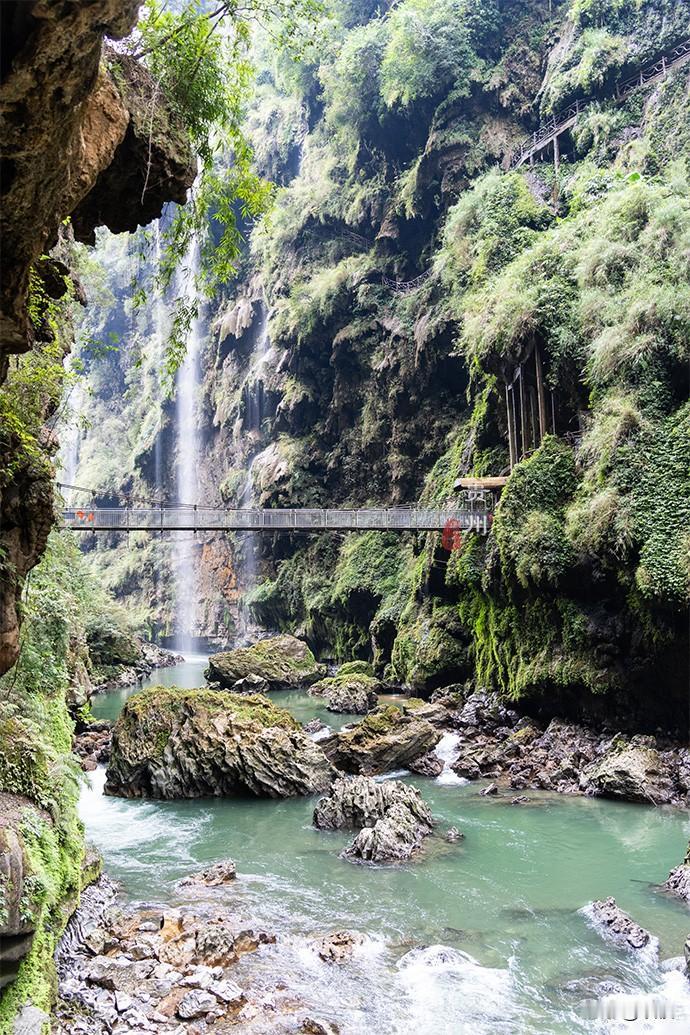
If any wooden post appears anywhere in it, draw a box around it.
[518,365,528,459]
[506,384,517,470]
[553,133,560,204]
[535,344,548,442]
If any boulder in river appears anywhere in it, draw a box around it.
[312,929,367,964]
[309,672,380,714]
[105,687,335,799]
[581,735,674,804]
[325,705,441,774]
[408,751,444,778]
[178,860,237,888]
[314,776,434,863]
[663,841,690,902]
[586,898,652,950]
[205,634,326,691]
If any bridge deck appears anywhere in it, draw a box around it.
[61,506,491,533]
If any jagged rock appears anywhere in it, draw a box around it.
[177,989,217,1019]
[445,827,463,843]
[481,783,498,796]
[455,691,519,731]
[313,930,366,964]
[325,706,441,775]
[303,718,327,735]
[206,635,326,691]
[301,1018,341,1035]
[178,860,237,888]
[581,736,674,804]
[105,687,335,799]
[408,751,444,777]
[232,673,270,694]
[314,775,434,863]
[429,684,469,708]
[588,898,651,950]
[663,842,690,901]
[309,673,380,714]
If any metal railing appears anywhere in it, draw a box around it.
[509,38,690,170]
[60,506,492,534]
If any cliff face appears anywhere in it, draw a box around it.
[71,0,690,728]
[0,0,196,676]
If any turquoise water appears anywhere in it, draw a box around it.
[84,659,690,1034]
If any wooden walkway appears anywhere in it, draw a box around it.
[509,38,690,170]
[61,506,492,534]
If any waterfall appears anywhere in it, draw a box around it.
[173,234,203,652]
[59,379,84,506]
[236,303,274,638]
[152,221,166,499]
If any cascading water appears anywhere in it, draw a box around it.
[59,379,84,506]
[152,220,166,499]
[173,234,203,652]
[236,303,274,638]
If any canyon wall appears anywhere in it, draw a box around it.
[74,0,690,729]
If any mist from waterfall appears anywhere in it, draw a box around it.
[173,234,203,652]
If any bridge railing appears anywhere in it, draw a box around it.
[60,506,492,533]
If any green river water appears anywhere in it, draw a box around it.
[83,657,690,1034]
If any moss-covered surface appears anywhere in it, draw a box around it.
[0,535,97,1030]
[206,634,324,689]
[116,685,299,761]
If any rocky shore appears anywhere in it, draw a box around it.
[53,873,341,1035]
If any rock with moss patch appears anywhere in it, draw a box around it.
[309,672,380,714]
[337,661,374,677]
[325,706,441,775]
[206,635,325,692]
[581,736,674,804]
[105,686,335,799]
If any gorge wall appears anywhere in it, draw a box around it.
[0,1,196,1024]
[73,0,690,731]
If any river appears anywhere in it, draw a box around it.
[82,657,690,1034]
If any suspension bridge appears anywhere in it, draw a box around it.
[60,504,492,534]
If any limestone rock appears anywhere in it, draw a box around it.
[105,687,335,799]
[346,802,434,863]
[206,635,325,691]
[177,989,217,1019]
[663,842,690,902]
[326,706,441,775]
[401,699,449,728]
[309,673,380,714]
[178,860,237,888]
[313,930,366,964]
[407,751,444,778]
[588,898,651,950]
[314,776,434,863]
[581,736,674,804]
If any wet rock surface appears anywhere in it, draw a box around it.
[587,898,652,951]
[314,776,434,863]
[74,721,112,772]
[92,641,184,693]
[312,930,367,964]
[443,692,690,806]
[580,736,674,804]
[324,705,441,775]
[663,842,690,902]
[52,877,295,1034]
[178,860,237,888]
[105,687,335,799]
[206,635,326,692]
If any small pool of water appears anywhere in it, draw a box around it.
[82,659,690,1034]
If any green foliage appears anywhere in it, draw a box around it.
[380,0,499,109]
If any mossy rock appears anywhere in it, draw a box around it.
[329,705,441,775]
[309,672,381,714]
[105,686,334,799]
[338,660,374,677]
[205,634,326,691]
